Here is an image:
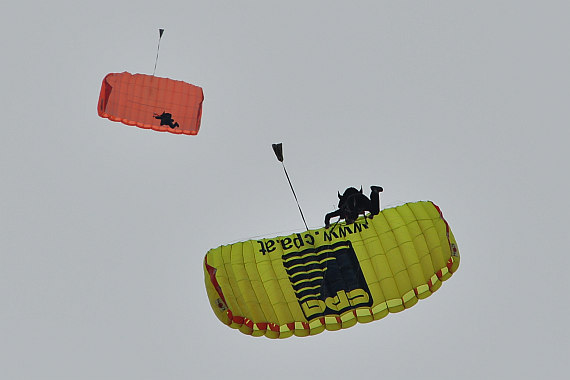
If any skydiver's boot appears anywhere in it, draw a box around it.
[369,186,382,217]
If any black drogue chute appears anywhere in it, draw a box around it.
[272,143,284,162]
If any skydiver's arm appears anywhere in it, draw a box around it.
[325,210,341,229]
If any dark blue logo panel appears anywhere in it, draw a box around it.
[282,241,373,320]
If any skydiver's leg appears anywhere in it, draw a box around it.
[172,122,179,128]
[325,210,341,229]
[352,195,369,222]
[369,186,383,216]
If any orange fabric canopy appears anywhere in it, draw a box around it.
[98,72,204,135]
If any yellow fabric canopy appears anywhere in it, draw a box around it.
[204,201,460,338]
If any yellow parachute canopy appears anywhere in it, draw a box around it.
[204,201,460,338]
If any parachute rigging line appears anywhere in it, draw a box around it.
[281,162,309,231]
[153,28,165,76]
[272,143,309,231]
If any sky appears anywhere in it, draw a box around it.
[1,1,569,379]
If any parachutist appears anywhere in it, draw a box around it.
[153,111,179,129]
[98,72,204,135]
[325,186,383,228]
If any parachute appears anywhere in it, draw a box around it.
[204,201,460,338]
[97,72,204,135]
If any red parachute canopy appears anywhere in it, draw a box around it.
[97,72,204,135]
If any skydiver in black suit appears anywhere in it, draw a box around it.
[325,186,383,228]
[153,112,179,129]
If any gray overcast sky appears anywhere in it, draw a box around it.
[2,1,568,379]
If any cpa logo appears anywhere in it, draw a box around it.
[282,240,373,320]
